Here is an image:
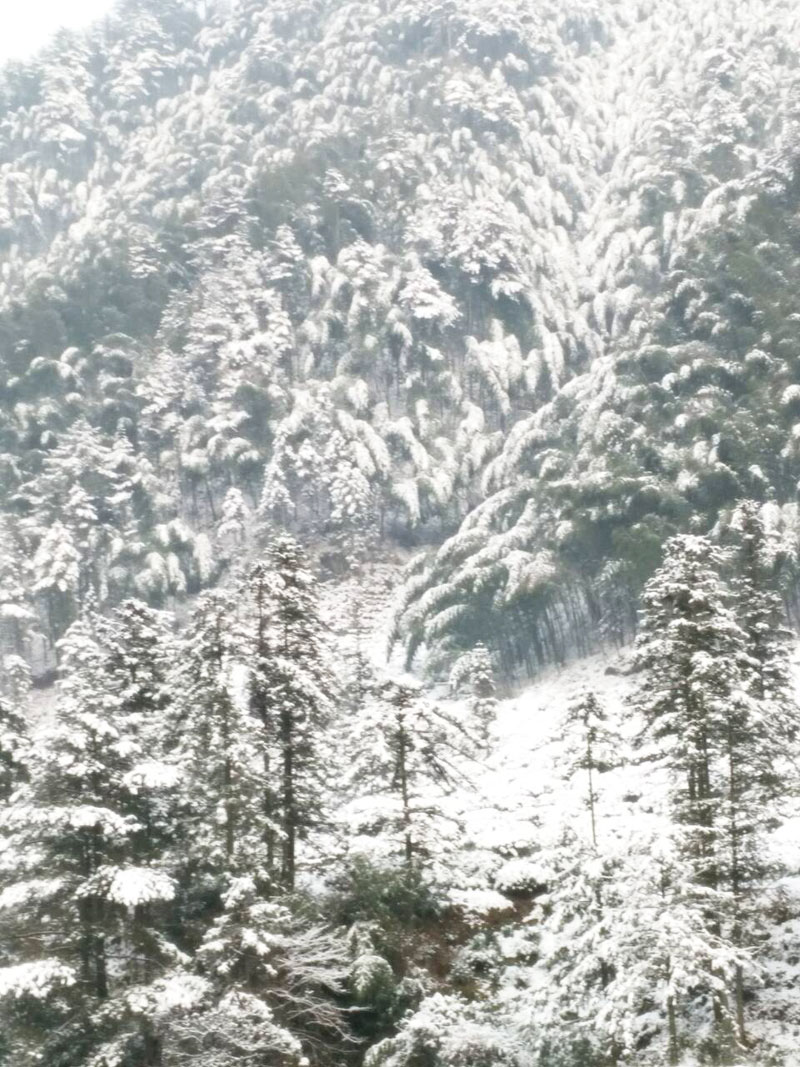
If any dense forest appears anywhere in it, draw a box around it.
[2,0,800,1063]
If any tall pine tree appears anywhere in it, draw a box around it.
[238,536,335,891]
[632,532,791,1056]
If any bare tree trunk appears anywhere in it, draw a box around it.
[587,738,597,848]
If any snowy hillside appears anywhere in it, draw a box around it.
[2,1,800,1065]
[3,0,800,680]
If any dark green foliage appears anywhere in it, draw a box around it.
[328,856,441,938]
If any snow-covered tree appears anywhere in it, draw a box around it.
[0,609,180,1063]
[0,694,28,805]
[449,643,499,746]
[216,486,251,555]
[633,536,743,879]
[237,536,336,890]
[533,834,752,1065]
[726,501,795,737]
[561,690,617,847]
[0,655,31,707]
[366,992,524,1067]
[173,592,264,882]
[159,988,305,1067]
[31,520,80,643]
[0,518,36,662]
[342,678,474,876]
[631,533,789,1053]
[191,876,348,1062]
[721,501,796,1042]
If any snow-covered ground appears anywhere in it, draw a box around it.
[433,644,800,1061]
[444,642,800,888]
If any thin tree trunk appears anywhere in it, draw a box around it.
[224,753,235,861]
[253,574,277,876]
[397,716,413,872]
[587,742,597,848]
[280,702,295,890]
[727,716,747,1048]
[93,897,108,1000]
[667,991,679,1066]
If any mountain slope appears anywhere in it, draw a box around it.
[3,0,800,680]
